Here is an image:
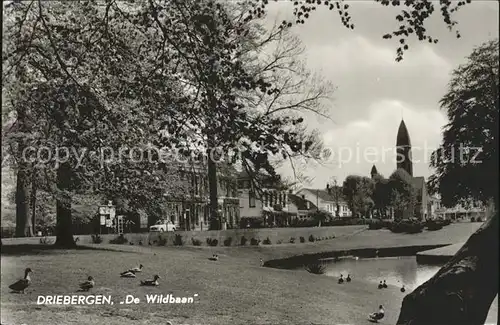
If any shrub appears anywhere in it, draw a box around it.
[250,237,260,246]
[39,236,53,245]
[158,236,168,246]
[305,262,326,275]
[299,236,305,243]
[476,217,483,222]
[109,234,128,244]
[262,237,271,245]
[91,234,103,244]
[308,234,315,242]
[223,237,232,246]
[442,219,451,226]
[290,237,296,243]
[276,239,283,244]
[240,236,248,246]
[191,238,202,246]
[426,220,443,231]
[368,219,384,230]
[173,234,183,246]
[471,217,476,222]
[129,242,134,245]
[206,238,218,246]
[138,240,143,245]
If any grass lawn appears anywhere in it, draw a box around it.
[1,222,495,325]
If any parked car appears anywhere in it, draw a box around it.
[149,220,176,232]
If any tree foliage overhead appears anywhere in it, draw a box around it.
[249,0,472,61]
[428,39,499,209]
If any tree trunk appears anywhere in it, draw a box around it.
[207,134,220,230]
[54,163,76,248]
[30,169,37,235]
[15,165,32,237]
[396,212,498,325]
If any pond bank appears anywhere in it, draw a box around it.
[263,244,449,269]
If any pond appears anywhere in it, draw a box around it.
[319,256,498,323]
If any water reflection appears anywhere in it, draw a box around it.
[321,256,441,290]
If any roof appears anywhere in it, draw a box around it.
[288,194,317,211]
[299,188,346,202]
[396,119,412,147]
[370,165,378,175]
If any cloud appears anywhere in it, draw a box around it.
[278,99,447,187]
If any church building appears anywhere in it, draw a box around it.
[372,119,431,220]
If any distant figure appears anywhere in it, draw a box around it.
[378,281,384,289]
[338,274,344,284]
[375,250,379,257]
[346,274,351,282]
[382,280,388,288]
[260,258,264,267]
[401,285,406,293]
[368,305,385,323]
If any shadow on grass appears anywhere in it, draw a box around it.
[0,244,129,256]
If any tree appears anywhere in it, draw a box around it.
[372,174,391,219]
[397,40,499,325]
[389,168,417,220]
[428,40,499,209]
[342,176,374,218]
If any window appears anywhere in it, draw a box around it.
[249,191,256,208]
[226,181,231,197]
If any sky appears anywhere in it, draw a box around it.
[262,1,499,188]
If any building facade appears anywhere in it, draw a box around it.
[238,171,294,226]
[162,163,240,231]
[295,187,352,217]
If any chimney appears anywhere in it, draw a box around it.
[327,183,331,194]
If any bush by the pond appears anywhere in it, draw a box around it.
[91,234,103,244]
[368,219,384,230]
[223,237,232,246]
[389,219,424,234]
[289,237,296,244]
[250,238,260,246]
[206,238,218,246]
[299,236,305,243]
[471,217,476,222]
[173,234,183,246]
[109,234,128,244]
[240,236,248,246]
[305,262,326,275]
[191,238,202,246]
[476,217,483,222]
[138,240,143,246]
[426,219,443,231]
[308,234,316,242]
[262,237,271,245]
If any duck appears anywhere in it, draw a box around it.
[9,268,33,294]
[346,274,351,282]
[378,281,384,289]
[401,285,406,293]
[78,276,95,291]
[130,264,143,273]
[260,258,264,267]
[338,274,344,284]
[209,254,219,261]
[368,305,385,323]
[120,270,136,278]
[140,275,160,286]
[382,280,388,288]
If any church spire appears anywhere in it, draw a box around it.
[370,165,378,178]
[396,119,413,176]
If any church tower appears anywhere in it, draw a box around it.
[370,165,378,179]
[396,119,413,176]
